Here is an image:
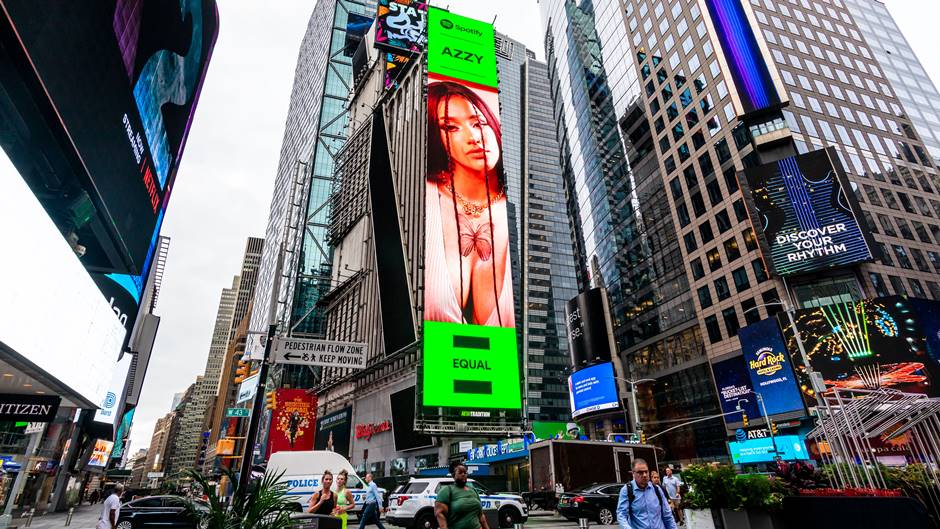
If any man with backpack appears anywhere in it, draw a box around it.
[616,459,677,529]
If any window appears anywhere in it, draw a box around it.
[909,278,927,299]
[741,298,761,325]
[714,277,731,300]
[705,315,722,344]
[706,179,723,206]
[724,238,741,262]
[893,245,913,269]
[928,281,940,300]
[670,178,683,199]
[715,138,732,164]
[911,248,930,272]
[684,232,698,252]
[751,259,769,282]
[691,193,706,216]
[889,275,907,295]
[761,289,781,317]
[715,210,732,232]
[677,204,691,227]
[732,199,748,222]
[684,165,698,189]
[723,167,739,193]
[743,228,758,251]
[722,307,740,337]
[707,248,722,271]
[691,258,705,279]
[732,267,751,291]
[869,273,889,297]
[699,222,715,243]
[698,286,713,308]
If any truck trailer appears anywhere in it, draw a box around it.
[528,439,660,500]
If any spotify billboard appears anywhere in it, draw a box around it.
[419,7,522,431]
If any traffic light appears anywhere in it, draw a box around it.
[771,422,778,435]
[741,412,749,427]
[234,360,250,383]
[640,431,647,444]
[265,390,277,411]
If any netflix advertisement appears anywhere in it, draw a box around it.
[266,389,317,458]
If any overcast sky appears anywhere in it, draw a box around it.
[128,0,940,454]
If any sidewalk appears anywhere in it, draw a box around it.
[8,504,101,529]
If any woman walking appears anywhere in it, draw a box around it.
[434,462,491,529]
[308,470,336,515]
[334,469,356,529]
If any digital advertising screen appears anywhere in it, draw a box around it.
[314,407,352,459]
[568,362,621,418]
[420,7,522,425]
[729,434,808,464]
[93,353,133,432]
[742,148,874,276]
[781,296,940,400]
[710,356,761,421]
[88,439,114,468]
[390,386,434,451]
[375,1,427,89]
[266,389,317,458]
[738,318,806,417]
[565,288,615,368]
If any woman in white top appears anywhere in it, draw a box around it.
[425,78,514,328]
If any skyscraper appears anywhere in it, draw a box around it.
[843,0,940,165]
[542,0,940,461]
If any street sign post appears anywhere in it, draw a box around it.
[272,337,367,369]
[226,408,250,418]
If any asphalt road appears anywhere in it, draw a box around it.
[522,513,618,529]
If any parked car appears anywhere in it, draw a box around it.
[116,495,208,529]
[387,477,527,529]
[557,483,625,526]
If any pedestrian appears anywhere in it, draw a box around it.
[308,470,336,515]
[435,462,491,529]
[358,473,387,529]
[662,468,684,526]
[96,484,124,529]
[616,459,677,529]
[334,469,355,529]
[90,489,100,504]
[651,471,661,487]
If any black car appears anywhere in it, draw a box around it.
[557,483,625,526]
[116,495,208,529]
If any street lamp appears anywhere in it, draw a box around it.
[614,377,655,435]
[736,396,780,459]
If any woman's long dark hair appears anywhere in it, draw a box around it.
[427,80,505,188]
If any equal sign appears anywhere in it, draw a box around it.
[452,335,493,395]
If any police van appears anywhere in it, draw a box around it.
[266,450,385,514]
[387,477,527,529]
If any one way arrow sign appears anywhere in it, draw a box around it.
[272,336,367,370]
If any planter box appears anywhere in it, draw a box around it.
[746,510,784,529]
[685,508,718,529]
[720,509,748,529]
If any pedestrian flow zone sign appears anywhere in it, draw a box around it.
[272,337,367,369]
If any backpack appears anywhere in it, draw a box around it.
[626,483,665,520]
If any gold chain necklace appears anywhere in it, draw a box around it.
[439,175,504,218]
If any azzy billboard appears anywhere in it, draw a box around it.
[742,148,874,276]
[568,362,621,418]
[266,389,317,458]
[420,8,522,422]
[738,318,805,417]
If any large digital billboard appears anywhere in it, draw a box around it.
[390,386,433,451]
[0,153,125,407]
[742,148,874,276]
[710,356,761,421]
[781,296,940,400]
[729,434,808,464]
[0,0,218,276]
[420,7,522,425]
[565,288,615,368]
[738,318,806,417]
[314,407,352,460]
[568,362,621,418]
[266,389,317,458]
[375,1,427,89]
[93,354,133,431]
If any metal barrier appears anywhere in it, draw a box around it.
[578,517,589,529]
[23,508,35,527]
[65,507,74,526]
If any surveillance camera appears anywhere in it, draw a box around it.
[74,245,87,258]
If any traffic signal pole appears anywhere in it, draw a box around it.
[236,323,277,500]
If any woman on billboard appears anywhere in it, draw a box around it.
[425,77,514,328]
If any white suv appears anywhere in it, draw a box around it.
[387,478,528,529]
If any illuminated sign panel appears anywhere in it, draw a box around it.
[743,148,874,276]
[729,434,807,464]
[266,389,317,458]
[568,362,621,418]
[711,356,761,420]
[738,318,805,417]
[420,7,521,422]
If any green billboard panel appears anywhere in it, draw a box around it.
[422,321,521,409]
[427,7,498,87]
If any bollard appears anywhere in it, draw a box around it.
[24,509,35,527]
[65,507,74,526]
[514,523,524,529]
[578,518,589,529]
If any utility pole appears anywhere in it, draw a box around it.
[753,392,780,458]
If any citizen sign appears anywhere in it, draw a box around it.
[0,394,60,422]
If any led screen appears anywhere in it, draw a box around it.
[711,356,761,420]
[0,0,218,275]
[314,407,352,459]
[390,386,433,451]
[568,362,621,418]
[375,0,427,53]
[0,153,125,406]
[781,296,940,400]
[742,148,874,276]
[88,439,114,468]
[420,7,521,416]
[93,354,133,428]
[738,318,806,417]
[729,434,808,464]
[565,288,615,368]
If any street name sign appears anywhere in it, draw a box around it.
[226,408,250,418]
[272,337,367,369]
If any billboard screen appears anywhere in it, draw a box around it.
[738,318,805,417]
[88,439,114,467]
[266,389,317,458]
[568,362,621,418]
[390,386,433,451]
[710,356,761,421]
[782,296,940,399]
[314,407,352,459]
[0,0,219,275]
[93,354,133,429]
[376,0,427,53]
[420,7,522,424]
[565,288,615,368]
[0,153,125,407]
[742,148,874,276]
[728,434,808,464]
